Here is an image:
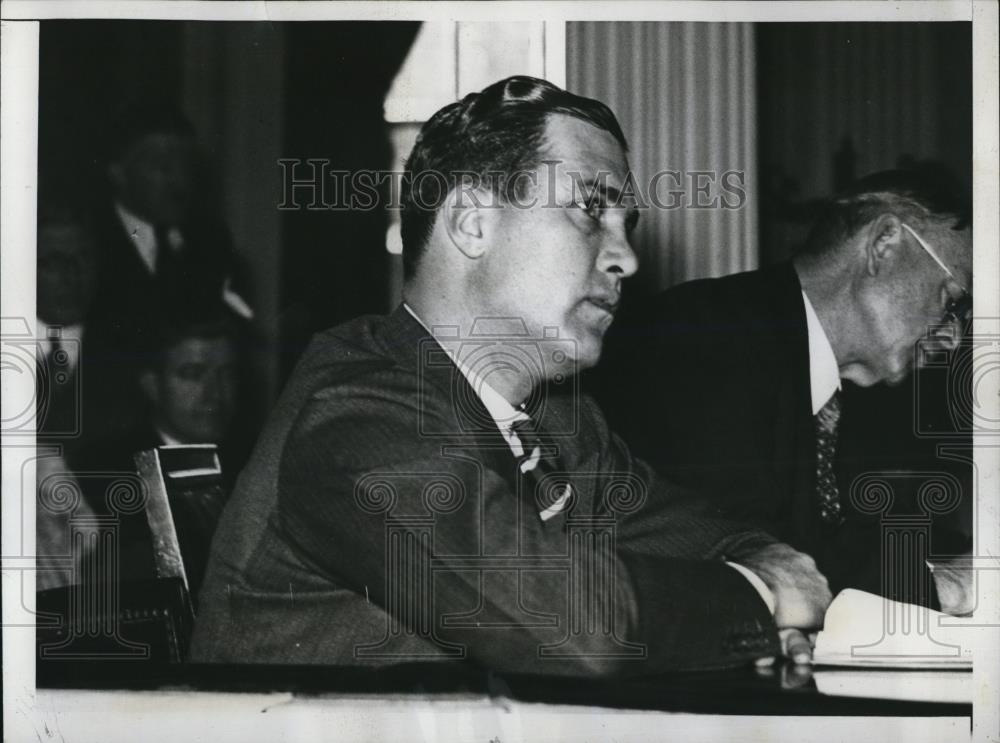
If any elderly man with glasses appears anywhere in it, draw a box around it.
[595,169,973,615]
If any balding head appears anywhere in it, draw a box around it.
[795,169,972,387]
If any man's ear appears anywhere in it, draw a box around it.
[138,370,159,405]
[441,185,490,261]
[865,213,904,276]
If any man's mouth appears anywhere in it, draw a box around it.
[586,296,620,316]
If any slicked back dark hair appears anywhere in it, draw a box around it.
[801,167,972,258]
[400,75,628,279]
[144,301,246,372]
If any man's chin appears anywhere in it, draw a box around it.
[574,335,605,373]
[884,369,914,387]
[844,367,910,388]
[839,364,878,388]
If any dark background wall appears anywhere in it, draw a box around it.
[39,21,185,196]
[279,23,419,370]
[757,22,972,263]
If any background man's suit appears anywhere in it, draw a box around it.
[191,306,782,675]
[593,262,969,605]
[89,201,246,351]
[36,319,140,461]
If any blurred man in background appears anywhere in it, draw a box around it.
[92,101,251,352]
[83,303,252,487]
[36,200,101,590]
[75,302,251,590]
[139,312,241,451]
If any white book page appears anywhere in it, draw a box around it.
[813,589,973,669]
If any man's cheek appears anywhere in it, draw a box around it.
[166,378,197,402]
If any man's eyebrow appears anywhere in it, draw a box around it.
[573,178,634,206]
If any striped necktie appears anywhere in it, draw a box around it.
[509,417,572,522]
[815,390,843,524]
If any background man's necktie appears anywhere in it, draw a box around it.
[154,225,184,290]
[36,334,64,429]
[509,417,570,520]
[815,390,843,524]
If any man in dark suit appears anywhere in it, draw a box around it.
[35,200,105,591]
[134,306,249,471]
[36,199,140,454]
[191,76,831,675]
[594,170,973,613]
[90,102,251,353]
[76,304,251,587]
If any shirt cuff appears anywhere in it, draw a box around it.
[726,561,776,615]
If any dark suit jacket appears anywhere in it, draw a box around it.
[190,306,781,676]
[593,262,965,604]
[89,201,246,351]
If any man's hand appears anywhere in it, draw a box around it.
[737,543,832,630]
[930,556,975,617]
[755,628,816,666]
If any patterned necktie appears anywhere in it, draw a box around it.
[815,390,843,524]
[509,417,571,522]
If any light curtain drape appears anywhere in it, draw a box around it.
[568,22,759,293]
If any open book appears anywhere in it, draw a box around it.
[812,589,972,669]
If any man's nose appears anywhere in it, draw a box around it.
[599,233,639,279]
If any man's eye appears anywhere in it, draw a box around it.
[575,199,603,221]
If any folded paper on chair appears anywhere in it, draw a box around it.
[812,589,973,669]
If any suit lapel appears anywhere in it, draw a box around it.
[767,267,819,545]
[379,306,524,490]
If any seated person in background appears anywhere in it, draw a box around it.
[137,306,249,472]
[35,198,133,590]
[36,198,140,454]
[191,76,830,675]
[79,303,253,591]
[593,170,973,615]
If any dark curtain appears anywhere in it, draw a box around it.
[39,20,184,201]
[756,22,972,263]
[279,22,420,375]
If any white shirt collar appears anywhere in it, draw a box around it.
[801,290,841,415]
[113,201,183,274]
[402,303,530,453]
[35,317,84,374]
